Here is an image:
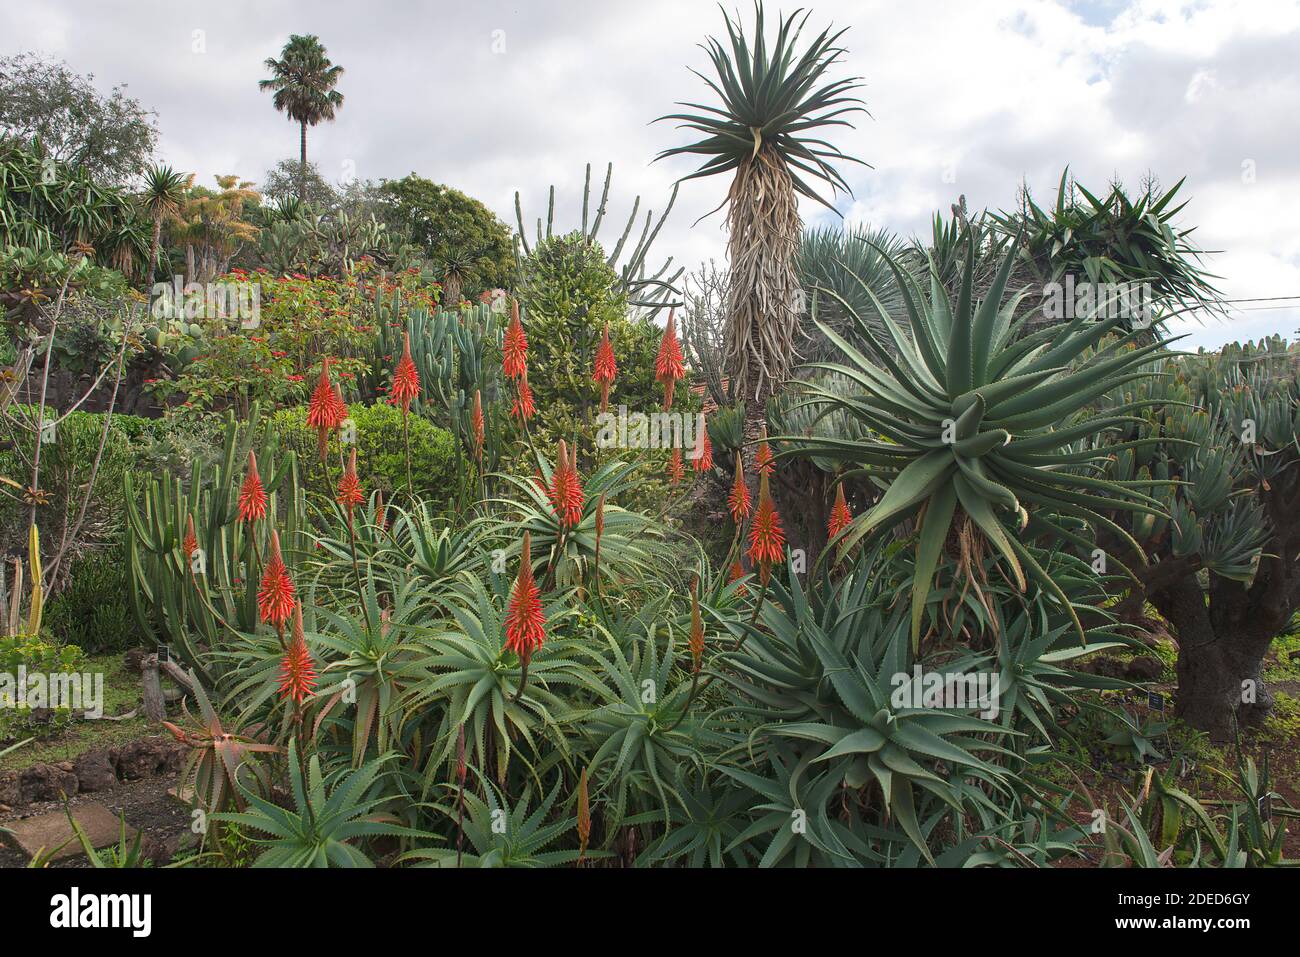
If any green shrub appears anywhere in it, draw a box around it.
[0,633,87,741]
[0,407,156,560]
[43,545,135,653]
[269,402,458,503]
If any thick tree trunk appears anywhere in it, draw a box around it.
[1151,575,1273,741]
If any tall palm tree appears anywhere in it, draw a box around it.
[138,164,192,288]
[656,4,866,467]
[259,35,345,202]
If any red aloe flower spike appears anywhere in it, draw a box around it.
[307,358,345,461]
[576,766,591,860]
[237,450,268,524]
[594,492,606,541]
[667,447,684,485]
[755,427,774,476]
[333,383,348,429]
[548,439,584,528]
[747,472,786,582]
[688,578,705,673]
[258,528,297,630]
[728,558,749,596]
[727,457,751,523]
[182,513,197,563]
[655,309,685,410]
[828,483,853,539]
[692,417,714,472]
[374,489,387,532]
[504,531,545,660]
[511,369,535,421]
[337,447,364,514]
[503,299,528,380]
[471,389,485,457]
[593,321,617,412]
[391,333,421,413]
[278,601,317,705]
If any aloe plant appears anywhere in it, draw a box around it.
[790,230,1170,644]
[124,404,306,685]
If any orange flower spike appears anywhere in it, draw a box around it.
[828,483,853,539]
[576,767,591,858]
[727,457,751,523]
[593,322,617,412]
[374,489,388,532]
[747,472,786,581]
[511,369,535,422]
[391,333,421,413]
[337,447,364,515]
[237,450,268,524]
[688,578,705,673]
[182,514,197,563]
[504,531,545,660]
[667,447,684,485]
[471,389,485,457]
[728,558,749,596]
[278,601,317,705]
[503,299,528,380]
[655,309,685,410]
[755,429,775,476]
[548,439,584,528]
[594,492,606,541]
[258,529,297,630]
[692,418,714,473]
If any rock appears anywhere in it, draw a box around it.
[1083,656,1126,679]
[0,803,10,813]
[56,761,74,773]
[5,803,136,862]
[112,736,185,780]
[74,749,118,792]
[1125,657,1164,682]
[19,763,79,803]
[0,770,21,807]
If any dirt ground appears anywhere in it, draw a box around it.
[0,771,191,868]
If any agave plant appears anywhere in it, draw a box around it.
[790,231,1171,643]
[719,563,1012,864]
[403,776,596,868]
[213,740,422,867]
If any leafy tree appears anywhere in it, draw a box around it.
[259,35,345,202]
[375,175,514,299]
[0,53,158,186]
[260,158,339,213]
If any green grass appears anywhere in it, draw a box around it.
[0,653,151,772]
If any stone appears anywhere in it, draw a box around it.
[111,738,178,780]
[74,749,118,792]
[0,770,21,807]
[56,761,74,773]
[5,803,136,862]
[19,763,79,803]
[1125,657,1164,682]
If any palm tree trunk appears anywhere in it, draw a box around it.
[146,216,163,292]
[299,121,309,202]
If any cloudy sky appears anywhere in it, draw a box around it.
[5,0,1299,347]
